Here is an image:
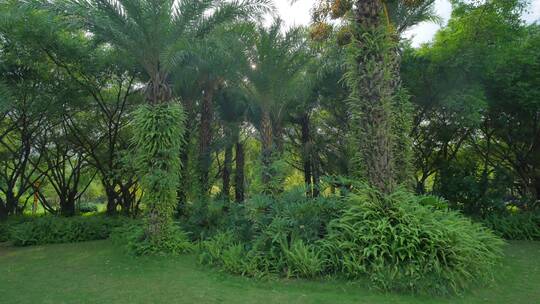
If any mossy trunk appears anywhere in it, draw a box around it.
[350,0,397,194]
[260,107,273,189]
[177,98,195,216]
[133,102,185,245]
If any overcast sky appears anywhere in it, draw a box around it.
[273,0,540,47]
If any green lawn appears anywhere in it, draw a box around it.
[1,240,539,304]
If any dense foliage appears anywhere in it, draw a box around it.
[7,216,130,246]
[111,223,193,256]
[196,187,504,294]
[323,188,504,294]
[483,212,540,240]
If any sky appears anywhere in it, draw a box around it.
[273,0,540,47]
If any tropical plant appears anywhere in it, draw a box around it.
[244,19,310,192]
[322,185,505,294]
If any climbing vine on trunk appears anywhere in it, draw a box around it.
[132,103,186,243]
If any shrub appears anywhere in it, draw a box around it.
[197,189,345,278]
[195,186,503,294]
[482,212,540,240]
[322,187,505,294]
[111,222,192,256]
[9,215,130,246]
[78,203,98,214]
[283,240,324,278]
[416,194,448,210]
[182,199,252,242]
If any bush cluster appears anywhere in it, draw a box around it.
[8,215,131,246]
[111,222,192,256]
[195,188,344,278]
[78,203,99,214]
[323,189,504,294]
[196,186,504,295]
[482,212,540,240]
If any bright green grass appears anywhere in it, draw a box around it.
[1,240,539,304]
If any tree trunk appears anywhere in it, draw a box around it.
[351,0,397,194]
[5,189,17,215]
[260,108,273,188]
[312,153,321,198]
[0,201,7,221]
[300,114,313,197]
[415,179,426,195]
[199,87,214,196]
[103,180,118,215]
[235,141,245,202]
[177,98,194,216]
[60,193,76,217]
[222,144,232,201]
[120,183,134,216]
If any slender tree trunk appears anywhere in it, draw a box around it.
[103,180,118,215]
[199,87,214,196]
[5,189,17,215]
[532,134,540,201]
[235,141,245,202]
[120,183,134,216]
[312,153,321,198]
[222,144,232,201]
[300,114,313,197]
[177,98,194,216]
[416,179,426,194]
[177,144,190,216]
[260,108,273,188]
[0,201,7,220]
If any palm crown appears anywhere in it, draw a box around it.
[62,0,272,104]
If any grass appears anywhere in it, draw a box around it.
[0,240,539,304]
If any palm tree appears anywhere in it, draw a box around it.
[244,19,309,190]
[215,86,249,201]
[189,23,255,197]
[313,0,438,193]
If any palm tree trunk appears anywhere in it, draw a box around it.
[300,114,313,197]
[351,0,397,194]
[199,86,214,196]
[222,144,232,201]
[177,98,195,216]
[235,141,245,202]
[260,107,273,188]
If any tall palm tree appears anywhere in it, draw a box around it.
[244,19,309,190]
[313,0,438,193]
[189,23,255,197]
